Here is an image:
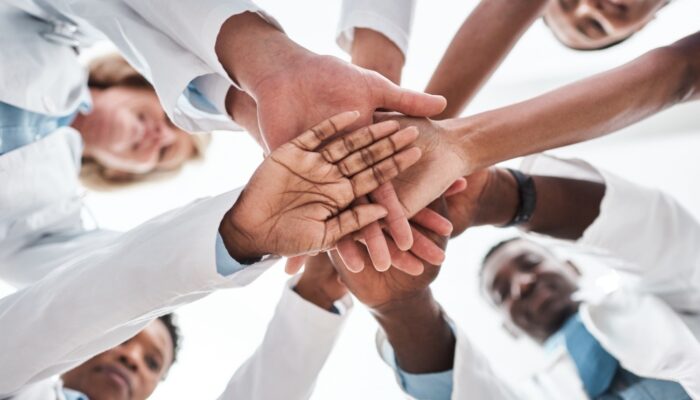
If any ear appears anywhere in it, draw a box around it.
[501,320,522,340]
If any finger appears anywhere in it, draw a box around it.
[370,182,413,251]
[285,255,307,274]
[361,221,392,271]
[376,81,447,117]
[444,178,468,197]
[350,147,422,197]
[386,238,425,276]
[409,227,446,266]
[336,127,418,177]
[292,111,360,151]
[411,208,453,237]
[336,237,370,273]
[324,204,388,252]
[321,120,399,163]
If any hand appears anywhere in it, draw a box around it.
[374,113,470,218]
[445,168,493,237]
[294,254,347,311]
[219,111,422,261]
[329,198,449,309]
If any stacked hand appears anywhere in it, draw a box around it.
[220,111,422,262]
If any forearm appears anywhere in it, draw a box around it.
[447,31,700,172]
[372,289,455,373]
[351,28,405,84]
[426,0,548,119]
[473,168,605,240]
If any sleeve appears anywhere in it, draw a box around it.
[375,318,521,400]
[46,0,279,132]
[521,154,700,302]
[378,335,454,400]
[336,0,416,56]
[218,275,352,400]
[0,188,279,397]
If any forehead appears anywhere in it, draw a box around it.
[142,320,174,367]
[481,240,555,289]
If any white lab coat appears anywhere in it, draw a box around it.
[378,155,700,399]
[5,276,352,399]
[336,0,416,57]
[0,0,282,132]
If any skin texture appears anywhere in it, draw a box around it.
[329,198,455,374]
[61,319,173,400]
[220,112,423,261]
[72,87,195,175]
[544,0,668,50]
[481,239,581,342]
[388,31,700,220]
[215,12,447,272]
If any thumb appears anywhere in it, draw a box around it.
[376,80,446,117]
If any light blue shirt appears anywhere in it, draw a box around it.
[62,388,88,400]
[380,327,454,400]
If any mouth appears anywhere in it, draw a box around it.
[99,364,133,395]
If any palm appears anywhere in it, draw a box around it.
[225,112,423,259]
[251,150,356,254]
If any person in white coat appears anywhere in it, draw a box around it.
[6,255,353,400]
[1,0,451,276]
[0,108,423,397]
[367,154,699,399]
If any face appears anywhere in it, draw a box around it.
[543,0,667,50]
[61,320,174,400]
[481,240,580,342]
[79,86,195,175]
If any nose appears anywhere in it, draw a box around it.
[575,0,605,19]
[116,342,144,373]
[511,273,537,301]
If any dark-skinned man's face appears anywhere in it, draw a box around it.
[481,239,580,343]
[543,0,668,50]
[61,319,174,400]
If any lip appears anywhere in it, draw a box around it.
[100,364,133,394]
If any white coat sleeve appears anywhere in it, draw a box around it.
[521,154,700,306]
[44,0,281,133]
[337,0,415,57]
[0,188,279,397]
[219,276,351,400]
[376,319,522,400]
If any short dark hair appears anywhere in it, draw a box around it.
[157,314,181,365]
[479,237,522,278]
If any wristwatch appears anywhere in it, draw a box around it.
[504,168,536,227]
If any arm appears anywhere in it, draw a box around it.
[450,155,700,298]
[337,0,415,83]
[0,114,418,395]
[450,31,700,171]
[426,0,549,119]
[389,31,700,219]
[220,256,350,400]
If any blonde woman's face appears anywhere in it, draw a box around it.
[80,86,195,175]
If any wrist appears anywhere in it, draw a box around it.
[351,28,405,84]
[218,205,266,264]
[474,168,519,226]
[371,289,440,329]
[293,282,338,311]
[216,12,309,93]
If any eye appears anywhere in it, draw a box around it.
[559,0,578,12]
[137,112,146,122]
[145,355,160,372]
[519,254,542,271]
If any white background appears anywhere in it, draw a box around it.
[3,0,700,398]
